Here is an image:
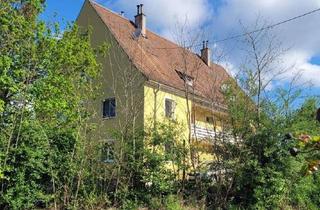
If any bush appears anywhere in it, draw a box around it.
[149,197,162,210]
[165,195,184,210]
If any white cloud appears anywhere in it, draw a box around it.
[219,61,237,76]
[101,0,212,38]
[212,0,320,87]
[98,0,320,87]
[282,50,320,86]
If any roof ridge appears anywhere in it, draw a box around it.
[82,0,232,106]
[88,0,170,81]
[89,1,193,52]
[88,1,230,76]
[147,30,181,49]
[89,0,131,23]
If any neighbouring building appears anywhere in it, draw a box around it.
[77,0,234,168]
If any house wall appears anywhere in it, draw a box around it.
[192,105,224,132]
[144,84,190,141]
[76,1,146,142]
[144,83,217,166]
[76,1,226,170]
[191,105,229,163]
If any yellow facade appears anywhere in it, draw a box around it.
[77,0,228,170]
[144,84,190,140]
[143,83,227,165]
[192,105,224,132]
[77,0,146,142]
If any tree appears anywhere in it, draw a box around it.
[236,18,289,126]
[170,20,205,186]
[205,19,320,209]
[0,1,105,209]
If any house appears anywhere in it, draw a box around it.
[77,0,233,166]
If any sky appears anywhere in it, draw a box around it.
[41,0,320,100]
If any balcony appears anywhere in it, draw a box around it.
[191,124,235,142]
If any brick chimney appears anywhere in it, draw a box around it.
[201,40,211,66]
[134,4,146,37]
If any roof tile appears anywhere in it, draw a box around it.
[89,1,231,105]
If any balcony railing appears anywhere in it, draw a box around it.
[191,124,236,142]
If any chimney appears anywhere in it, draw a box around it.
[134,4,146,37]
[201,40,211,66]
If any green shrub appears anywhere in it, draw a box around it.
[165,195,183,210]
[149,196,163,210]
[121,199,139,210]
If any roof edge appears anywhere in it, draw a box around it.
[84,0,150,82]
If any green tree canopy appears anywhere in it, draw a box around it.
[0,1,105,209]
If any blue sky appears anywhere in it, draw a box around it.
[40,0,84,28]
[41,0,320,102]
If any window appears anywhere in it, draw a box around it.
[176,70,194,87]
[185,77,193,87]
[103,97,116,118]
[101,142,115,163]
[164,141,172,153]
[165,98,176,119]
[206,116,214,124]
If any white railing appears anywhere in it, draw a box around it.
[191,124,236,142]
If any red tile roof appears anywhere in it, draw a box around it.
[88,0,231,105]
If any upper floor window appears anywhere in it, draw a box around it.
[165,98,176,119]
[185,77,194,87]
[176,70,194,87]
[103,97,116,118]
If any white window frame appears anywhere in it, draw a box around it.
[165,98,176,119]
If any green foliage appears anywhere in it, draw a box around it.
[0,122,52,209]
[165,195,184,210]
[232,131,291,209]
[121,199,139,210]
[216,82,320,209]
[142,121,187,195]
[1,1,319,209]
[109,121,188,208]
[290,174,320,210]
[0,0,105,209]
[149,196,163,210]
[287,99,320,135]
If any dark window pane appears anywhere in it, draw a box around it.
[206,116,214,124]
[103,101,107,118]
[103,98,116,118]
[110,98,116,117]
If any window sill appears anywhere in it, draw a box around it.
[102,160,115,164]
[102,116,116,120]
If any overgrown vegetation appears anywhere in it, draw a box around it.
[0,1,319,209]
[0,1,104,209]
